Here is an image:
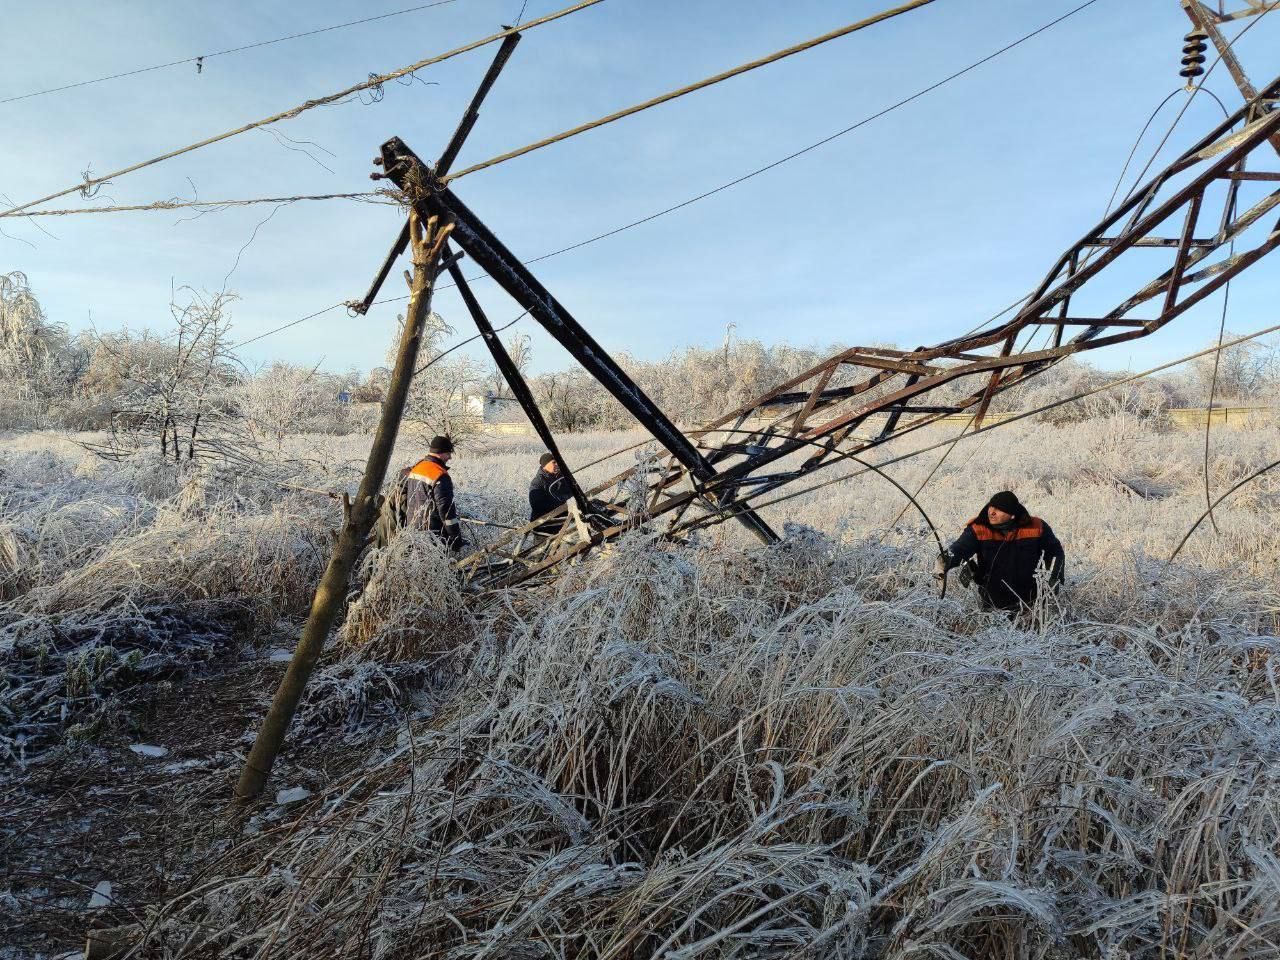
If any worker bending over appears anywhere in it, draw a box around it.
[935,490,1064,612]
[529,452,571,524]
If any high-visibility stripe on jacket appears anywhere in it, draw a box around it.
[401,454,463,550]
[409,458,447,485]
[969,517,1044,542]
[946,515,1064,611]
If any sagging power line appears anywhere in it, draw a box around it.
[0,0,461,106]
[232,0,1103,351]
[2,0,611,219]
[0,0,1099,238]
[0,192,392,219]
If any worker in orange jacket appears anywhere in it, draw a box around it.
[383,435,465,552]
[934,490,1064,611]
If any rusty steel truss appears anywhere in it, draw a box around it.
[361,1,1280,592]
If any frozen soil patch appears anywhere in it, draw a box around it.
[0,654,377,957]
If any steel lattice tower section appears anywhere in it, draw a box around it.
[361,1,1280,592]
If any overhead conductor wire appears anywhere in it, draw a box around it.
[265,0,1100,358]
[0,0,463,106]
[7,0,1104,358]
[2,0,614,218]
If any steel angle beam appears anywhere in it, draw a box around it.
[376,136,780,546]
[355,33,523,316]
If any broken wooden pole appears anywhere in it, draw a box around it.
[84,924,141,960]
[235,209,453,801]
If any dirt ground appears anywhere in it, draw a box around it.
[0,649,352,958]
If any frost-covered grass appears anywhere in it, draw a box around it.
[3,416,1280,956]
[279,414,1280,582]
[0,435,333,761]
[144,529,1280,958]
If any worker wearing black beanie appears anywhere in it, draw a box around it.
[934,490,1064,612]
[529,452,570,528]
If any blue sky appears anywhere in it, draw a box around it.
[2,0,1277,377]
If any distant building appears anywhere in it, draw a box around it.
[464,391,535,436]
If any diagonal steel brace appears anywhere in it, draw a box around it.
[377,137,780,545]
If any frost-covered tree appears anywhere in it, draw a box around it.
[237,362,348,445]
[482,333,532,399]
[1187,334,1278,404]
[89,288,253,463]
[0,272,82,425]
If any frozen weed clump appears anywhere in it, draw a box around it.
[141,525,1280,958]
[294,659,443,735]
[339,529,474,663]
[291,531,476,738]
[0,446,333,761]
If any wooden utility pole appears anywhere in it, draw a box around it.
[235,210,453,800]
[233,32,522,800]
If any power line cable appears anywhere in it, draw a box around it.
[0,0,462,106]
[3,0,1099,237]
[230,0,1104,349]
[40,0,1104,353]
[358,0,1100,316]
[234,303,348,349]
[1101,89,1184,218]
[2,0,610,219]
[0,192,391,219]
[414,312,527,375]
[1169,455,1280,563]
[444,0,944,181]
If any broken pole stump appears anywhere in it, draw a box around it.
[235,210,454,801]
[84,924,142,960]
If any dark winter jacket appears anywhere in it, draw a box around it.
[529,468,571,526]
[401,454,464,551]
[946,508,1064,611]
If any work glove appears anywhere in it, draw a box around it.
[958,561,975,588]
[932,552,951,581]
